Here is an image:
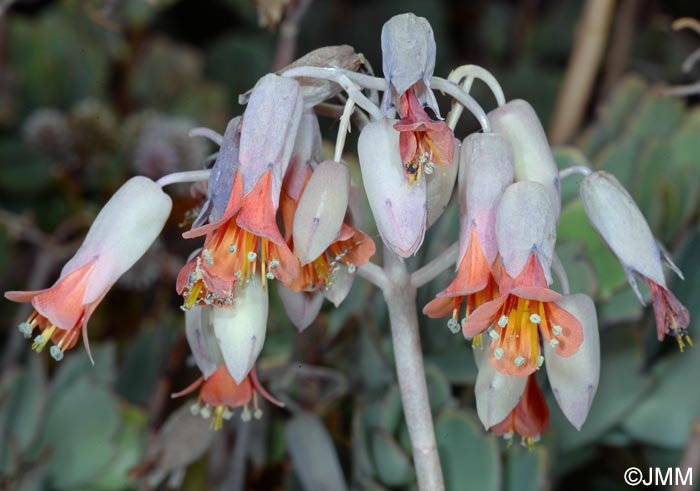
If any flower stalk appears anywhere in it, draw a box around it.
[381,248,445,491]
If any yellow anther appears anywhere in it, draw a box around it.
[184,280,203,309]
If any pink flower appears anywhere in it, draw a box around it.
[5,177,172,361]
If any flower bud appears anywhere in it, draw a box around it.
[277,285,324,332]
[185,306,222,379]
[473,340,527,430]
[212,276,268,384]
[489,100,561,218]
[425,139,460,227]
[293,160,350,265]
[358,119,426,257]
[544,294,600,430]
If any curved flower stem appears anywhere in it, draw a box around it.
[447,64,506,107]
[282,66,383,120]
[382,249,445,491]
[411,242,458,289]
[156,169,212,188]
[430,77,490,133]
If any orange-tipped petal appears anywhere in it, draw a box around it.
[539,302,583,358]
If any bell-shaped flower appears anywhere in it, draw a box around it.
[424,134,513,332]
[474,293,599,441]
[489,100,561,219]
[281,159,375,293]
[393,87,455,186]
[177,75,303,307]
[358,119,426,257]
[463,181,583,376]
[380,13,439,115]
[489,374,549,448]
[6,176,172,361]
[173,364,283,430]
[211,276,268,384]
[579,170,690,348]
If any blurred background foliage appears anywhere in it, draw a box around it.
[1,0,700,490]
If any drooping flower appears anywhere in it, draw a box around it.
[489,374,549,448]
[463,181,583,376]
[177,74,303,308]
[174,364,283,430]
[474,294,600,442]
[380,13,439,115]
[393,87,455,186]
[358,119,426,257]
[174,305,282,430]
[424,133,513,334]
[5,176,172,361]
[579,170,691,349]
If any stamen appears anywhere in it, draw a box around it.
[494,347,505,359]
[549,339,560,349]
[241,405,252,422]
[200,405,212,419]
[32,325,57,352]
[348,264,356,274]
[269,259,279,269]
[247,251,257,262]
[190,403,201,416]
[222,408,234,420]
[537,355,544,368]
[446,318,459,333]
[228,244,237,253]
[497,315,509,328]
[514,355,526,367]
[552,325,562,336]
[529,314,541,324]
[488,328,500,340]
[202,249,214,266]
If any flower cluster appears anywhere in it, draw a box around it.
[4,12,690,447]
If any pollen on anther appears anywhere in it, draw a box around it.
[266,272,275,280]
[269,259,279,269]
[228,244,237,253]
[497,315,509,328]
[222,408,234,420]
[348,264,357,274]
[488,329,500,340]
[537,355,544,367]
[550,339,560,348]
[49,345,64,362]
[514,355,526,367]
[494,347,505,359]
[190,403,201,416]
[247,251,257,262]
[446,318,459,333]
[529,314,542,324]
[200,405,212,419]
[552,325,563,336]
[18,322,33,338]
[253,408,263,420]
[241,406,252,422]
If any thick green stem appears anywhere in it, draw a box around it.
[382,250,445,491]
